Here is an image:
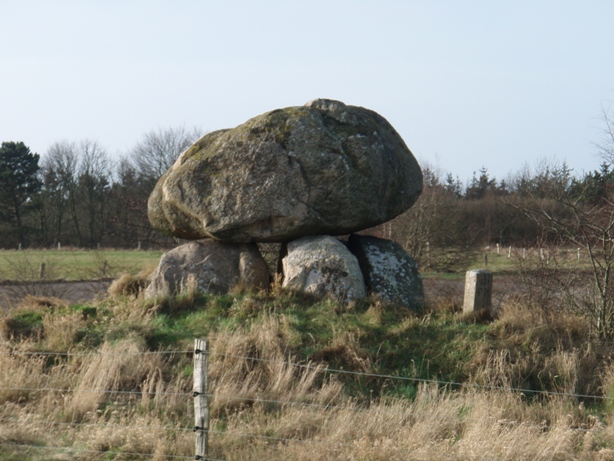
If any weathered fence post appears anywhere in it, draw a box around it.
[18,243,21,251]
[137,240,142,251]
[102,260,108,277]
[496,243,500,254]
[463,270,493,313]
[39,263,46,280]
[577,247,581,261]
[508,246,512,258]
[194,339,209,460]
[484,253,488,268]
[57,242,61,251]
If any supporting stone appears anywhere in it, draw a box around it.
[463,269,492,313]
[282,236,365,304]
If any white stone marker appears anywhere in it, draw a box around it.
[463,269,493,313]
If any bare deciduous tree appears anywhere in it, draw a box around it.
[38,141,79,245]
[596,106,614,165]
[514,149,614,339]
[130,126,203,182]
[38,140,112,247]
[76,140,112,247]
[388,164,481,271]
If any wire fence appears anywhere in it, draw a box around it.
[0,346,608,461]
[3,348,613,401]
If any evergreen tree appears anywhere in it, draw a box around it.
[0,141,41,244]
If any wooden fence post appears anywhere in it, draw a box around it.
[194,339,209,460]
[39,263,46,280]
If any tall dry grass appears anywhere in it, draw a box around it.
[2,290,614,460]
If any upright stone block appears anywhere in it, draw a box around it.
[463,270,492,313]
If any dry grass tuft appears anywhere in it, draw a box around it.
[64,337,164,422]
[309,332,372,373]
[469,300,605,399]
[209,316,343,417]
[42,311,85,351]
[18,295,68,310]
[107,268,153,298]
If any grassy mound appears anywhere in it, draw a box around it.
[1,286,614,460]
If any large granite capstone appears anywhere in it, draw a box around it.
[148,99,423,243]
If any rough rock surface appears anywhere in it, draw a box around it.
[347,234,423,311]
[145,240,269,299]
[148,99,423,243]
[282,235,366,304]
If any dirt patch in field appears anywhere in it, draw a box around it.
[0,274,525,311]
[0,279,113,309]
[422,274,524,314]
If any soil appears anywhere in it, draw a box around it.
[0,279,113,309]
[422,274,522,315]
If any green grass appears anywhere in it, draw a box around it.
[422,247,593,277]
[0,245,594,283]
[1,290,502,400]
[0,249,164,282]
[3,285,597,404]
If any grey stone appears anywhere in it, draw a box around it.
[462,270,492,313]
[148,99,423,243]
[282,235,366,304]
[145,240,270,299]
[347,234,423,311]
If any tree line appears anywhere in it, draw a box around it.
[0,118,612,256]
[0,127,201,249]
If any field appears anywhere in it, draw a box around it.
[0,245,591,283]
[0,245,611,460]
[0,249,164,282]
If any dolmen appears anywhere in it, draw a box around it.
[145,99,424,310]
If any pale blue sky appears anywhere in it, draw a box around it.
[2,1,613,184]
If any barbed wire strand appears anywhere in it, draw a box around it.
[209,351,614,401]
[0,349,191,357]
[2,349,613,402]
[2,348,612,401]
[0,441,225,460]
[0,416,193,433]
[0,402,596,444]
[0,422,563,461]
[0,385,190,397]
[0,383,599,424]
[0,435,563,461]
[0,373,611,405]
